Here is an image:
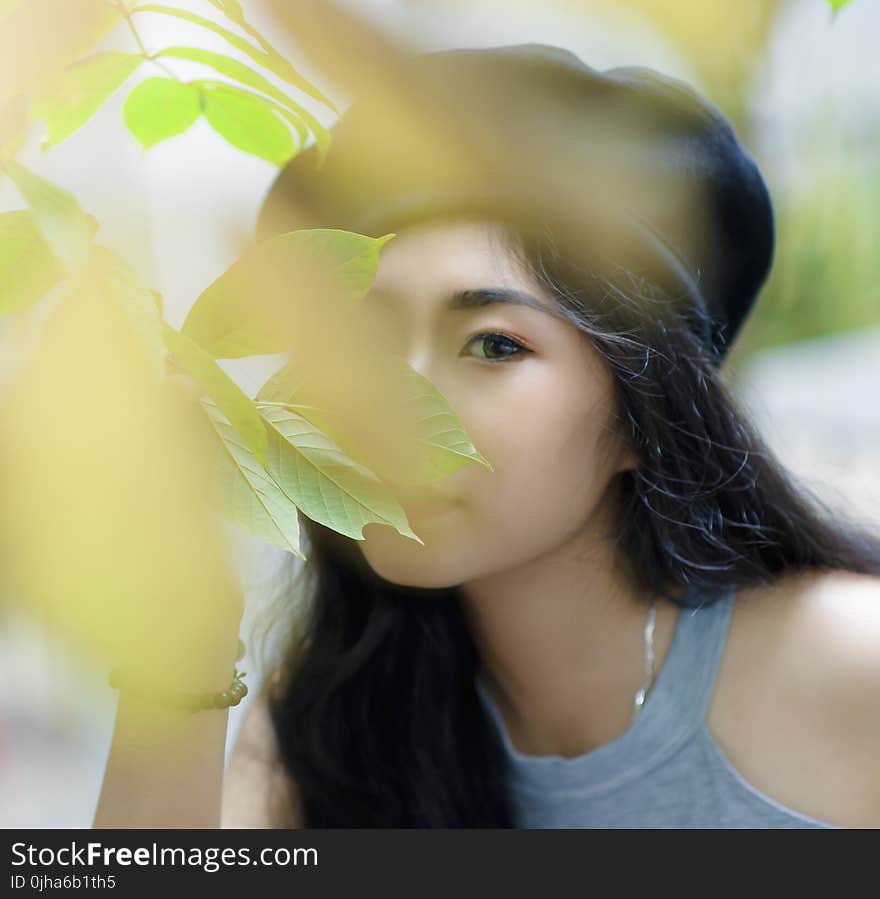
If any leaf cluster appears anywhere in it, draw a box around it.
[0,3,493,561]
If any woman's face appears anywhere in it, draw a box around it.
[355,218,637,589]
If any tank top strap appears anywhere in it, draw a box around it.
[648,581,736,737]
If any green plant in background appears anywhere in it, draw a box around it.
[0,0,494,564]
[726,140,880,382]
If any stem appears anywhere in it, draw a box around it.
[113,0,179,81]
[238,18,275,59]
[114,0,149,56]
[233,5,337,111]
[147,57,183,81]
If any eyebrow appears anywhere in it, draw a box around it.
[368,286,559,318]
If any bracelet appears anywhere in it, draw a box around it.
[108,640,249,711]
[109,666,249,711]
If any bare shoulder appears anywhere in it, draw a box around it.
[708,568,880,828]
[222,671,305,829]
[727,568,880,705]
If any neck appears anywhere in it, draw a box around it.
[457,487,683,758]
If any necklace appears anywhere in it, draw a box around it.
[630,593,657,726]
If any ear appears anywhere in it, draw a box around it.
[601,405,640,476]
[615,454,640,476]
[608,437,640,476]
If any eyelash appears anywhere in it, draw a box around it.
[461,331,531,363]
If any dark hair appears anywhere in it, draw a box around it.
[261,214,880,828]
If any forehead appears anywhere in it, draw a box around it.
[375,218,510,266]
[368,217,560,316]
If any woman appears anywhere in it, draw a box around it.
[96,44,880,829]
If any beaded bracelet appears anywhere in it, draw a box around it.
[108,640,249,712]
[108,666,249,711]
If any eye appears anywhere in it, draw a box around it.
[461,331,531,363]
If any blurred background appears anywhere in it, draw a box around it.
[1,0,878,826]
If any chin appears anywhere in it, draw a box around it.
[356,525,467,590]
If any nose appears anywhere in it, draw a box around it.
[360,307,419,369]
[401,345,436,381]
[367,318,438,384]
[357,304,463,412]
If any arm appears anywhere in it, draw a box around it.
[93,638,243,829]
[92,690,232,829]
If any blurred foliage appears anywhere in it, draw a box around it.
[727,146,880,377]
[554,0,875,374]
[564,0,784,126]
[0,1,496,680]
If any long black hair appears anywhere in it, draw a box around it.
[260,215,880,827]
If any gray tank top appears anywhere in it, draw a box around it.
[474,581,838,828]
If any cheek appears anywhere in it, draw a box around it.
[462,377,609,541]
[355,360,614,587]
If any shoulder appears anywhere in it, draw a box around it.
[708,568,880,827]
[732,568,880,710]
[222,670,305,828]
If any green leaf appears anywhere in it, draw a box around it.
[202,0,243,22]
[0,210,64,314]
[177,225,496,500]
[155,45,297,112]
[827,0,850,9]
[194,80,308,146]
[257,352,494,487]
[162,322,269,467]
[181,228,396,358]
[257,96,309,145]
[133,5,273,73]
[197,0,338,112]
[131,4,338,114]
[123,77,201,148]
[388,363,495,481]
[201,82,295,166]
[4,160,92,268]
[29,52,142,147]
[90,245,167,381]
[201,398,305,558]
[257,404,423,544]
[155,45,332,166]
